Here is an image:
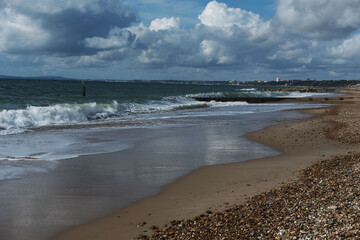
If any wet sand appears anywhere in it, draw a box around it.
[51,90,357,240]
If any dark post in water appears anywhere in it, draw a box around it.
[82,81,86,97]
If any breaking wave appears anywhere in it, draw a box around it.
[0,101,121,134]
[0,95,248,135]
[0,87,333,135]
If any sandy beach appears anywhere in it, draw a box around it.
[50,89,360,239]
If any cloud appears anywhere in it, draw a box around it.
[200,39,239,65]
[199,1,259,28]
[0,8,50,53]
[0,0,287,70]
[3,0,360,80]
[84,27,136,50]
[149,17,180,31]
[136,1,277,67]
[57,1,282,70]
[0,0,138,55]
[331,34,360,58]
[136,26,192,66]
[276,0,360,39]
[329,70,343,77]
[31,0,278,70]
[198,0,273,42]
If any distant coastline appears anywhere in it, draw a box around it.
[1,75,360,89]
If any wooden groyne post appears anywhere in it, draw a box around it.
[82,81,86,97]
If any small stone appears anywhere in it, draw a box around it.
[328,205,337,210]
[150,225,158,230]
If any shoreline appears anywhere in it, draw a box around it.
[52,91,356,240]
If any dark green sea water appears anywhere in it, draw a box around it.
[0,79,294,134]
[0,79,241,109]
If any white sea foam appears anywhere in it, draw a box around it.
[0,96,235,134]
[0,101,120,131]
[238,88,257,91]
[186,92,225,98]
[209,101,248,107]
[285,91,337,98]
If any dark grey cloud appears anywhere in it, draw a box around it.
[40,8,137,55]
[0,0,138,55]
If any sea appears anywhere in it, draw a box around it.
[0,79,335,240]
[0,79,334,180]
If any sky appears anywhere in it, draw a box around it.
[1,0,360,81]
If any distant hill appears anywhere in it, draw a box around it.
[0,75,77,80]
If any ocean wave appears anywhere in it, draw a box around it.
[2,90,307,135]
[188,90,287,98]
[124,96,211,114]
[0,101,121,131]
[0,96,218,134]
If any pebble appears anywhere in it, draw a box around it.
[324,98,360,144]
[136,154,360,239]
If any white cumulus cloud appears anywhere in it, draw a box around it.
[198,0,272,42]
[199,0,259,28]
[149,17,180,31]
